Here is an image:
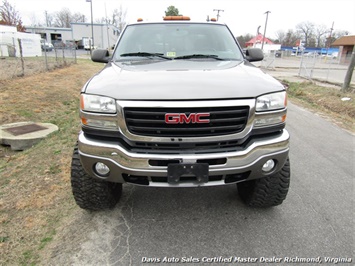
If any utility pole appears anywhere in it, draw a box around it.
[342,45,355,91]
[45,11,48,27]
[213,9,224,21]
[327,22,334,49]
[86,0,94,55]
[325,22,334,60]
[261,11,271,51]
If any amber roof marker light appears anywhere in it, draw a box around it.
[163,16,191,21]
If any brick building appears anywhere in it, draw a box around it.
[331,35,355,64]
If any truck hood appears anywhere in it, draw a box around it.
[83,60,284,100]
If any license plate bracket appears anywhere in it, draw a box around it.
[167,163,209,184]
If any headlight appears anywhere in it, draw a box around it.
[256,91,287,112]
[81,94,116,113]
[254,91,287,128]
[80,94,117,129]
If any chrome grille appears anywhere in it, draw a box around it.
[124,106,249,137]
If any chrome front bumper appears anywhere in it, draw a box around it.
[77,129,290,187]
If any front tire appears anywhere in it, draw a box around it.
[71,145,122,211]
[237,158,290,207]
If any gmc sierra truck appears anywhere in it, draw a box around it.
[71,16,290,210]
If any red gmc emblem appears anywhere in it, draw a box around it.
[165,113,210,124]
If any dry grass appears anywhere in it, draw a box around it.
[0,61,353,265]
[0,60,103,265]
[286,81,355,132]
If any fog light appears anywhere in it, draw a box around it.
[262,159,275,172]
[95,162,110,176]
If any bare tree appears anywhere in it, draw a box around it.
[100,6,126,31]
[308,36,317,47]
[296,21,315,47]
[333,30,349,39]
[112,6,126,31]
[29,12,43,27]
[96,17,106,24]
[72,13,86,23]
[314,24,328,47]
[283,29,301,47]
[275,30,287,45]
[324,29,349,49]
[52,8,86,28]
[44,10,53,27]
[53,8,71,28]
[0,0,25,31]
[44,11,54,27]
[236,34,254,48]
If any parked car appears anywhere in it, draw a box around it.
[303,52,319,57]
[41,41,54,52]
[275,50,282,58]
[53,41,65,49]
[65,41,78,49]
[322,52,338,59]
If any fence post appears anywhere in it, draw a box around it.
[54,47,58,66]
[298,53,303,77]
[62,47,66,66]
[73,40,77,64]
[17,38,24,77]
[44,46,49,71]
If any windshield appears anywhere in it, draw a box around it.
[113,23,243,61]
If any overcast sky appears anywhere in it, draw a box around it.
[12,0,355,38]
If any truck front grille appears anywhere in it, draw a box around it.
[124,106,249,137]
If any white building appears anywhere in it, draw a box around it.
[25,26,72,47]
[72,22,120,49]
[0,25,41,57]
[26,22,120,50]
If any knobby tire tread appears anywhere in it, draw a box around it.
[237,158,291,207]
[71,146,122,211]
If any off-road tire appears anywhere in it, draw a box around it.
[237,158,290,207]
[71,146,122,211]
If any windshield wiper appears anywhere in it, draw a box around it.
[174,54,224,60]
[120,52,172,60]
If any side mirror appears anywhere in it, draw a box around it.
[91,49,111,63]
[245,48,264,62]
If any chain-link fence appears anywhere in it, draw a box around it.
[261,51,276,70]
[260,51,353,86]
[298,53,350,84]
[0,38,79,80]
